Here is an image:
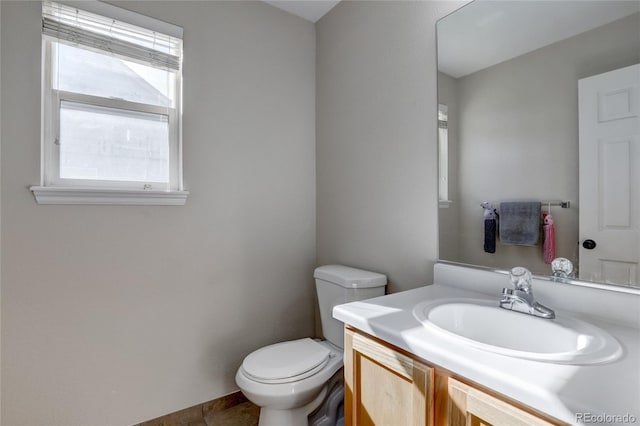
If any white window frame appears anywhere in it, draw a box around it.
[32,0,188,205]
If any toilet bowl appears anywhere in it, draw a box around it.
[235,339,343,425]
[236,265,387,426]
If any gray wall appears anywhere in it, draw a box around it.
[1,1,316,424]
[316,1,464,293]
[441,13,640,275]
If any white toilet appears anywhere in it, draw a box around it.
[235,265,387,426]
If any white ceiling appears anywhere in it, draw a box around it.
[263,0,340,23]
[438,1,640,78]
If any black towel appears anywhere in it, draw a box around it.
[484,218,496,253]
[483,206,497,253]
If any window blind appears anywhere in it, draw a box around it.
[42,0,182,71]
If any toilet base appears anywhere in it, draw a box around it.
[309,370,344,426]
[258,385,328,426]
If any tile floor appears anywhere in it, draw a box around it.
[204,402,260,426]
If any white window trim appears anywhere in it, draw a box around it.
[30,186,188,205]
[33,1,187,206]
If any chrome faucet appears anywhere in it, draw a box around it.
[500,267,555,319]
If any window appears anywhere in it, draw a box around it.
[438,104,451,208]
[32,1,187,205]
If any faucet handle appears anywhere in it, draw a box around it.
[551,257,574,279]
[510,267,532,292]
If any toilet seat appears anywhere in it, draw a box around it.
[241,338,331,384]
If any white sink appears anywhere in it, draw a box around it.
[413,298,622,364]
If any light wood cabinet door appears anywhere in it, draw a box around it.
[447,378,556,426]
[344,327,434,426]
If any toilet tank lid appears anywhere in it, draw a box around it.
[314,265,387,288]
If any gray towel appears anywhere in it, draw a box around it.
[499,202,541,246]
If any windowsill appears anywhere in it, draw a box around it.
[30,186,189,205]
[439,200,453,208]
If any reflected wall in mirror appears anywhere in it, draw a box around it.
[437,1,640,288]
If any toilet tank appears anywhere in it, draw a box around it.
[314,265,387,349]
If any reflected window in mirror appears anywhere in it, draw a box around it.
[438,104,451,208]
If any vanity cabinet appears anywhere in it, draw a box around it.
[344,327,562,426]
[344,327,434,426]
[446,377,555,426]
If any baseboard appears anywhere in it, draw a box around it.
[135,391,249,426]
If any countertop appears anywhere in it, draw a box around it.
[333,283,640,425]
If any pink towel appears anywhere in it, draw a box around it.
[543,213,556,264]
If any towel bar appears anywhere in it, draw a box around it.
[480,200,570,209]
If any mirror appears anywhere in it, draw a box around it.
[437,1,640,288]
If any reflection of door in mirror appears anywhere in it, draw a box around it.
[579,64,639,286]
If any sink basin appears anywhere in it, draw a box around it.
[413,298,622,364]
